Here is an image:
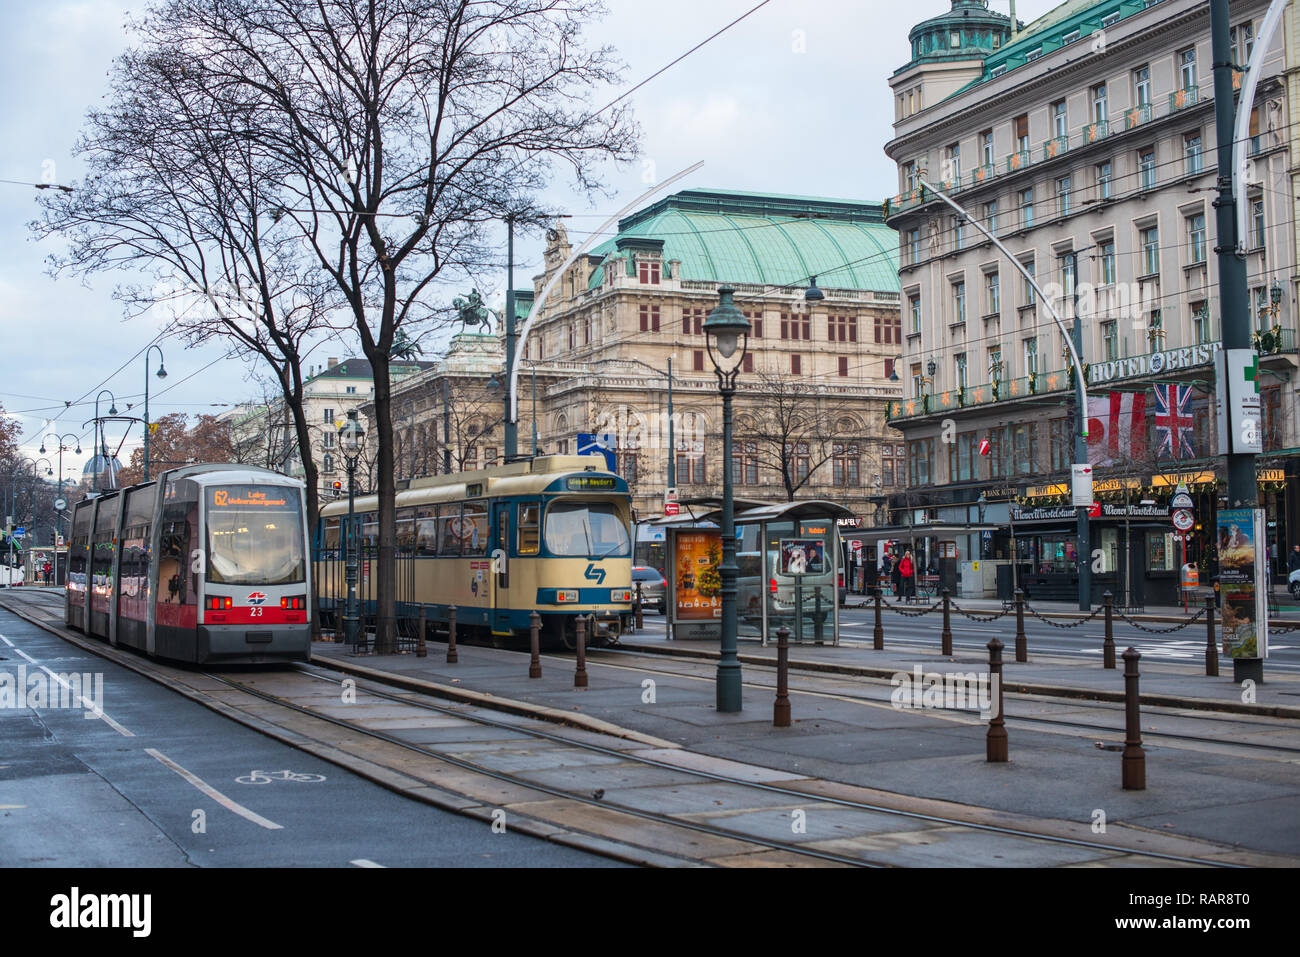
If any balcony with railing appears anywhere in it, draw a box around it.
[1124,103,1152,130]
[1006,149,1030,173]
[969,164,995,188]
[1081,119,1108,145]
[1168,86,1199,112]
[886,369,1071,421]
[1042,135,1069,161]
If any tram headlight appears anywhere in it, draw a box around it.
[610,589,631,603]
[556,589,578,603]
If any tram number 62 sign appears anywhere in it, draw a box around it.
[1172,509,1195,532]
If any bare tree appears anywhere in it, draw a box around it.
[48,0,638,652]
[741,373,866,501]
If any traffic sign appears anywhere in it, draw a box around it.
[14,527,25,537]
[664,502,680,517]
[1172,509,1194,532]
[55,535,64,546]
[1071,464,1093,507]
[1087,502,1101,518]
[54,498,67,511]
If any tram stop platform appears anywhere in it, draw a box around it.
[311,616,1300,860]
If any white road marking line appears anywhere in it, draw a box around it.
[145,748,283,831]
[350,859,385,868]
[39,666,134,737]
[0,634,13,647]
[12,648,36,663]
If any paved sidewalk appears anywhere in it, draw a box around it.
[313,630,1300,858]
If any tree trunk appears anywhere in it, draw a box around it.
[370,351,397,654]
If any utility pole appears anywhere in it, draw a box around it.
[1072,250,1092,611]
[503,214,518,460]
[1211,0,1263,680]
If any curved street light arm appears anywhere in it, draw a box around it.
[918,177,1088,439]
[1233,0,1288,256]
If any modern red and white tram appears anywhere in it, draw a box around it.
[65,464,311,663]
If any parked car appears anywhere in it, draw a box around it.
[1289,567,1300,598]
[633,566,667,614]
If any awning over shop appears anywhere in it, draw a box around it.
[839,523,999,542]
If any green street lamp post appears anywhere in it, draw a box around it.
[703,286,752,713]
[143,346,167,482]
[339,410,367,649]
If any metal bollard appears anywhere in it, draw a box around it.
[634,583,644,632]
[529,611,542,679]
[773,625,791,727]
[447,605,458,663]
[873,586,883,650]
[1122,647,1145,790]
[1103,591,1115,670]
[941,588,953,656]
[417,606,427,658]
[1014,588,1027,663]
[1204,595,1218,677]
[574,615,589,688]
[986,637,1007,763]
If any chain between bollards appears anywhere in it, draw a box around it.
[574,614,589,688]
[529,610,542,679]
[1014,588,1027,663]
[986,637,1007,763]
[417,606,427,658]
[1204,594,1218,677]
[773,625,791,727]
[1122,646,1145,790]
[1103,591,1115,670]
[941,588,953,656]
[446,605,458,663]
[872,586,884,650]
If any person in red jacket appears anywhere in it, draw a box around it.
[899,550,916,600]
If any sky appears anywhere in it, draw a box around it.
[0,0,1065,481]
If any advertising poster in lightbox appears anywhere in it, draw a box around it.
[674,530,721,622]
[1217,507,1269,659]
[779,539,825,576]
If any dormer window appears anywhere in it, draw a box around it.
[637,260,660,285]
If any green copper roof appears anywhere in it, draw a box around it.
[955,0,1143,95]
[586,189,899,293]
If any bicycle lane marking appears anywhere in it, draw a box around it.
[145,748,283,831]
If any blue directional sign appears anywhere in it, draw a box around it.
[14,527,25,538]
[576,433,617,472]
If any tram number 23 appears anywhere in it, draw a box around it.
[250,607,263,617]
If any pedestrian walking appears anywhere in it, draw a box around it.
[1288,544,1300,576]
[43,561,52,585]
[900,550,916,601]
[889,553,901,597]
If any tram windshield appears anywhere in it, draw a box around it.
[544,502,630,558]
[205,485,306,585]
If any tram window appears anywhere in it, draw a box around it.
[438,505,462,557]
[396,507,417,554]
[322,517,341,553]
[416,507,439,555]
[462,502,488,556]
[361,513,378,555]
[544,502,630,557]
[205,486,305,586]
[518,502,540,555]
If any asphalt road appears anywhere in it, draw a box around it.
[0,605,620,868]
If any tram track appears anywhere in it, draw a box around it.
[1,589,1290,867]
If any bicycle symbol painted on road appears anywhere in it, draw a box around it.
[236,770,327,785]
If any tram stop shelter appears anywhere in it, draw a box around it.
[645,498,854,647]
[837,522,1000,599]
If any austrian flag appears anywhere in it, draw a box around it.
[1087,391,1147,466]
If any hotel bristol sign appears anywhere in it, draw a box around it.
[1089,341,1221,387]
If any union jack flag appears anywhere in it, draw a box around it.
[1153,384,1195,459]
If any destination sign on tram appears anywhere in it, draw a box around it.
[566,476,617,491]
[210,487,296,509]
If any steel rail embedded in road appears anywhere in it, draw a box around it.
[292,659,1247,868]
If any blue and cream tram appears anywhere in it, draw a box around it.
[315,455,634,647]
[65,465,312,663]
